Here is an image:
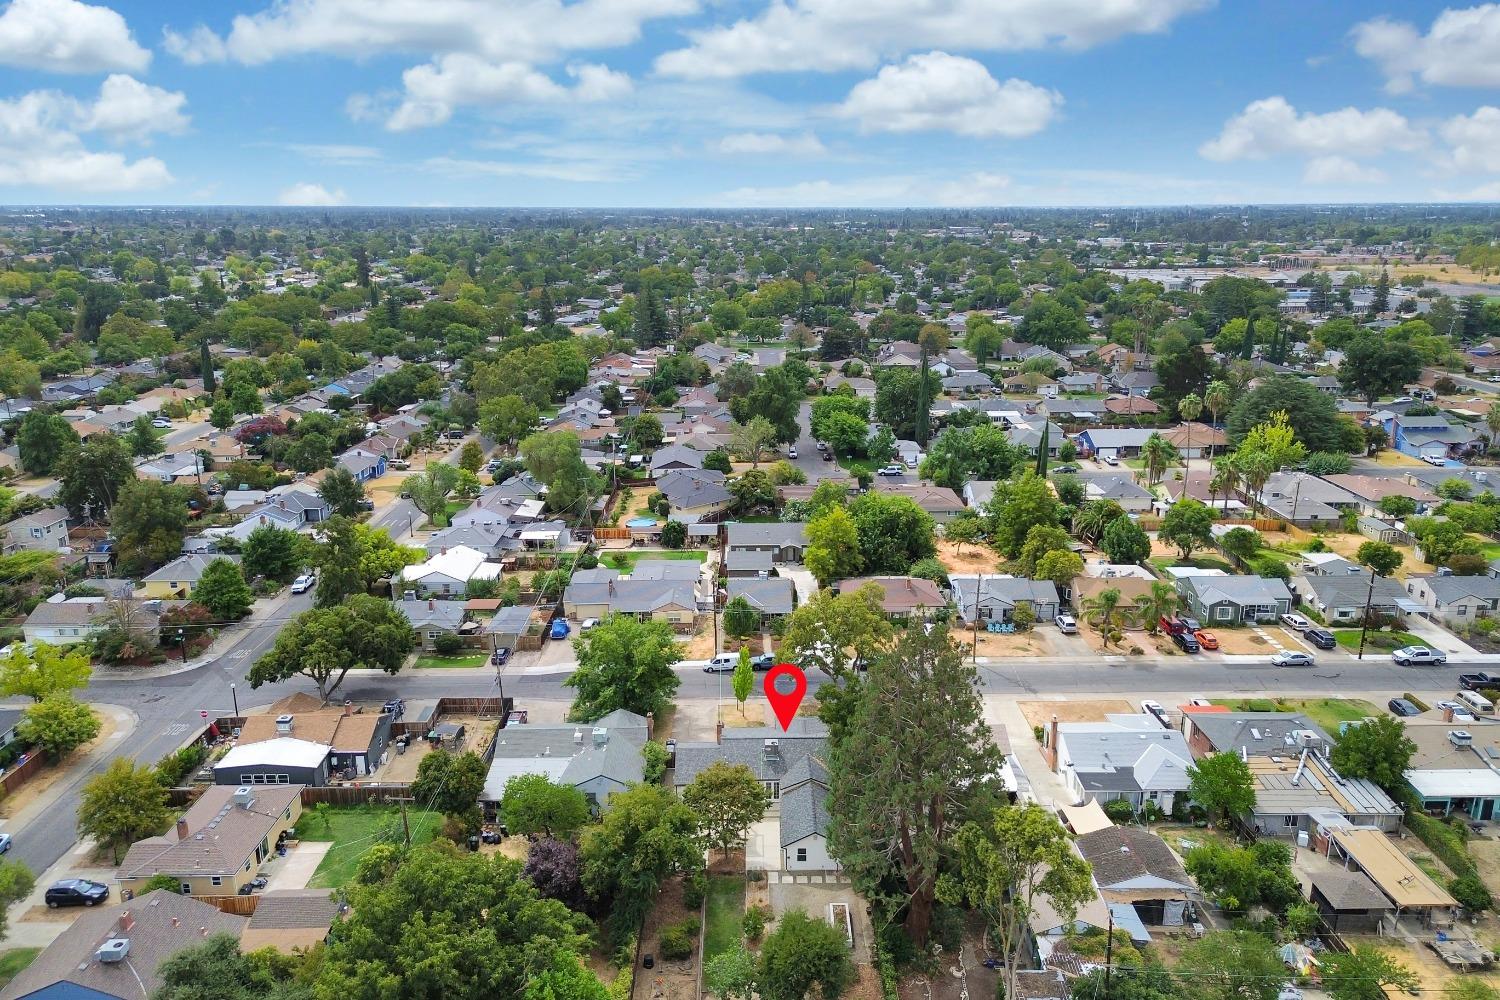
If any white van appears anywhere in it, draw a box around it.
[703,653,738,673]
[1459,690,1495,715]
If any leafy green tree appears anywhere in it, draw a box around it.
[758,909,855,1000]
[659,519,686,548]
[241,524,305,583]
[1321,946,1418,1000]
[821,410,868,456]
[828,625,999,943]
[684,760,772,857]
[111,479,189,575]
[564,614,681,720]
[705,946,759,1000]
[497,772,590,839]
[0,859,34,941]
[318,465,367,517]
[56,432,134,520]
[1177,931,1287,1000]
[732,646,754,714]
[318,846,594,999]
[1226,375,1344,452]
[125,415,163,457]
[1330,716,1416,793]
[580,782,702,944]
[479,394,539,451]
[409,749,489,832]
[1339,334,1423,404]
[848,491,936,572]
[247,595,415,702]
[1034,549,1085,589]
[940,802,1096,1000]
[919,424,1019,489]
[521,430,594,517]
[524,953,610,1000]
[152,932,312,1000]
[192,558,253,620]
[16,411,79,475]
[1100,516,1151,565]
[21,693,98,760]
[78,757,168,862]
[1377,494,1418,518]
[805,506,862,586]
[312,515,367,606]
[1220,526,1262,565]
[990,472,1059,557]
[780,584,893,681]
[1140,432,1179,488]
[1073,499,1125,544]
[407,462,458,527]
[1019,293,1089,350]
[728,416,779,466]
[458,440,484,473]
[0,641,91,702]
[731,366,802,443]
[1187,752,1257,826]
[723,595,759,640]
[1160,498,1215,559]
[210,398,235,431]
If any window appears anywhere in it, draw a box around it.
[1215,606,1231,621]
[796,848,807,862]
[1459,606,1468,617]
[180,882,192,894]
[1283,815,1297,828]
[211,876,223,886]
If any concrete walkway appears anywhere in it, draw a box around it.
[988,699,1069,809]
[264,841,331,891]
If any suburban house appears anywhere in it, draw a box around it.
[724,548,773,578]
[725,578,796,622]
[1110,371,1159,397]
[837,576,945,618]
[0,506,68,554]
[726,522,807,563]
[22,597,163,646]
[486,605,536,653]
[562,565,699,628]
[1403,720,1500,821]
[658,472,734,523]
[424,522,509,560]
[118,784,303,897]
[950,575,1061,624]
[780,756,836,871]
[1078,475,1154,513]
[1047,714,1193,814]
[673,717,828,801]
[1319,474,1436,518]
[401,545,502,596]
[1070,575,1157,614]
[139,554,242,600]
[0,891,248,1000]
[1070,428,1158,460]
[1294,572,1413,624]
[397,597,470,650]
[941,371,995,396]
[217,487,331,542]
[650,444,705,473]
[1321,828,1456,927]
[1175,574,1293,624]
[223,699,394,781]
[1383,413,1480,461]
[1243,752,1402,838]
[336,447,388,482]
[481,710,648,811]
[1403,573,1500,622]
[1075,825,1194,926]
[135,452,206,484]
[874,483,966,525]
[1308,870,1394,933]
[239,889,341,953]
[1104,395,1161,416]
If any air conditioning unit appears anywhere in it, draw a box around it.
[233,786,255,808]
[96,939,130,964]
[1450,730,1474,748]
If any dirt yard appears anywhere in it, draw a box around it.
[936,540,999,576]
[636,876,700,1000]
[958,629,1052,658]
[1356,935,1500,995]
[1319,531,1430,579]
[0,707,124,820]
[1018,699,1134,730]
[1210,629,1274,655]
[898,913,999,1000]
[716,700,769,727]
[678,628,718,660]
[1386,261,1500,286]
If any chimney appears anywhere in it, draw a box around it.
[176,818,189,840]
[171,917,180,928]
[428,598,435,610]
[715,721,724,744]
[343,699,353,717]
[1050,714,1060,773]
[118,911,134,933]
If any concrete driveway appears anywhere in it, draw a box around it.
[780,566,819,607]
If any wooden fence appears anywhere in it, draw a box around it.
[593,527,633,540]
[0,753,47,797]
[300,784,411,806]
[204,895,260,915]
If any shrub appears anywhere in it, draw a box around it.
[660,520,687,548]
[153,744,207,787]
[1450,874,1493,912]
[1032,725,1045,745]
[1103,799,1136,823]
[682,870,707,909]
[933,904,965,951]
[576,553,599,570]
[659,917,699,960]
[1011,601,1036,632]
[432,632,464,655]
[642,741,668,784]
[1406,811,1477,881]
[743,903,770,941]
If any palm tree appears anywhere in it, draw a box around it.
[1141,432,1179,489]
[1237,450,1276,515]
[1486,402,1500,454]
[1074,499,1125,544]
[1178,392,1203,473]
[1081,587,1123,648]
[1204,380,1231,462]
[1211,455,1242,513]
[1136,580,1181,635]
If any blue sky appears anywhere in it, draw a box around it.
[0,0,1496,207]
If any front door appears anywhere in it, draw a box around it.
[1482,799,1494,821]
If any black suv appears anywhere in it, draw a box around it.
[1172,631,1200,653]
[1305,628,1337,650]
[46,879,108,908]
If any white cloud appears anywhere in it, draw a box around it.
[278,182,346,205]
[165,0,695,65]
[1199,97,1423,161]
[0,0,148,73]
[718,170,1013,207]
[1352,5,1500,93]
[1302,156,1386,185]
[837,52,1060,138]
[0,82,175,192]
[657,0,1209,78]
[1440,106,1500,173]
[387,54,631,130]
[287,143,382,164]
[423,155,624,184]
[1435,180,1500,201]
[79,74,188,142]
[715,131,825,156]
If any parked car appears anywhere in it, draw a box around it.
[490,647,510,666]
[788,446,798,459]
[0,833,11,854]
[751,653,775,671]
[1159,615,1187,636]
[1305,628,1337,650]
[357,498,375,511]
[1193,630,1219,650]
[1172,631,1200,653]
[876,465,904,476]
[46,879,109,908]
[1053,464,1078,474]
[549,619,570,640]
[382,699,405,719]
[1392,645,1447,666]
[1279,613,1311,631]
[1054,614,1078,634]
[1102,454,1120,466]
[1141,700,1165,717]
[1271,651,1315,667]
[1459,672,1498,691]
[703,652,737,673]
[816,441,827,452]
[291,573,316,594]
[151,417,172,428]
[1180,617,1202,632]
[1434,699,1475,718]
[1388,697,1422,717]
[580,618,600,632]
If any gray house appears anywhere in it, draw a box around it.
[1176,575,1292,624]
[724,548,774,578]
[1404,573,1500,623]
[1,506,68,554]
[481,709,648,809]
[726,578,796,620]
[674,717,828,800]
[397,598,469,649]
[726,521,807,563]
[950,575,1060,624]
[1295,573,1413,624]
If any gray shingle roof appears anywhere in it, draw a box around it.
[779,775,830,847]
[1188,712,1331,757]
[726,578,795,615]
[673,718,828,788]
[1311,870,1390,911]
[726,522,807,548]
[1075,826,1191,889]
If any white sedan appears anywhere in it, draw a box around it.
[290,574,316,594]
[1271,651,1315,667]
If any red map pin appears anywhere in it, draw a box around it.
[763,663,806,732]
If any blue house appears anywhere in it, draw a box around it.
[337,448,387,483]
[1381,413,1479,462]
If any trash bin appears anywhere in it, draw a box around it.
[642,955,654,970]
[467,835,480,852]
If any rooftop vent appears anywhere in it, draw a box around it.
[1451,730,1475,747]
[274,714,294,734]
[763,739,781,761]
[96,939,130,964]
[593,727,608,746]
[233,787,255,808]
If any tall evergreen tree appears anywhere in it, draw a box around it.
[1035,423,1049,477]
[200,338,215,394]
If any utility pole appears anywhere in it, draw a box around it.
[1103,908,1115,996]
[1357,565,1377,661]
[972,572,982,663]
[386,795,415,847]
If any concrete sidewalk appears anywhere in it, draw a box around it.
[264,842,331,891]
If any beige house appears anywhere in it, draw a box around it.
[118,784,302,897]
[562,565,699,628]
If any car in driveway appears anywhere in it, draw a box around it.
[1388,698,1422,717]
[1434,699,1476,719]
[580,618,599,632]
[1102,454,1120,466]
[876,465,904,476]
[1194,630,1219,650]
[1279,613,1311,631]
[46,879,109,908]
[151,417,173,428]
[1392,645,1447,665]
[1272,651,1315,667]
[1305,628,1337,650]
[1172,631,1200,653]
[489,647,510,666]
[1460,672,1498,691]
[1159,615,1187,636]
[290,573,316,594]
[549,619,570,640]
[788,446,798,459]
[1054,614,1078,634]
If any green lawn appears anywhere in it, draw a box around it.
[703,875,745,962]
[1149,554,1236,575]
[1211,697,1380,734]
[1331,628,1424,652]
[601,550,708,573]
[1480,541,1500,561]
[301,806,442,888]
[0,949,39,990]
[836,455,879,479]
[413,652,488,669]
